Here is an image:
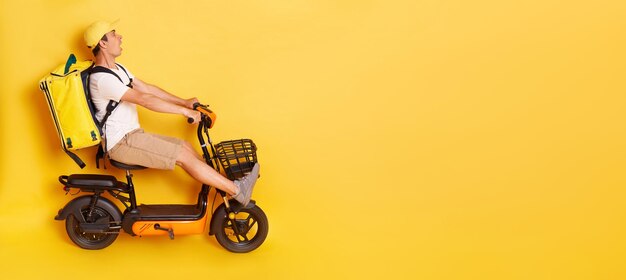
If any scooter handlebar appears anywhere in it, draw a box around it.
[187,103,217,128]
[187,102,204,123]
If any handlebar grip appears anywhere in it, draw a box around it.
[188,103,202,123]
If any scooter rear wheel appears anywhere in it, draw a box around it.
[66,206,120,250]
[214,205,268,253]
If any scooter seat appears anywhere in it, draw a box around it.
[109,159,147,170]
[68,174,118,187]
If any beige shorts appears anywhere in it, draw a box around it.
[108,129,183,170]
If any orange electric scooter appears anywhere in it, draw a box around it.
[54,104,268,253]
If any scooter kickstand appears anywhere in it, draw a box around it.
[154,224,175,240]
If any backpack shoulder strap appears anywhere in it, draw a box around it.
[91,64,133,88]
[115,63,133,85]
[88,64,134,169]
[91,66,124,84]
[89,66,122,125]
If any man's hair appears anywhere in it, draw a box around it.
[91,34,108,56]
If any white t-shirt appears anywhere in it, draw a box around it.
[89,64,140,151]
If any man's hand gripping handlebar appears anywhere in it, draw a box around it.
[187,103,217,128]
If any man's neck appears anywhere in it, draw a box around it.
[95,53,117,69]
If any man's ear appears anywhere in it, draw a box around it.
[98,40,107,49]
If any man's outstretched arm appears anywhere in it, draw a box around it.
[120,87,201,123]
[132,78,197,109]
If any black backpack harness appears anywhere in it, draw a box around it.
[86,63,133,168]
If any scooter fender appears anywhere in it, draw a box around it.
[54,195,122,223]
[209,199,256,236]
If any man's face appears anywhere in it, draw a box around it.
[103,30,123,56]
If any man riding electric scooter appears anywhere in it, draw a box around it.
[84,20,259,206]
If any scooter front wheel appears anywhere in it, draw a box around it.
[66,205,120,250]
[213,205,269,253]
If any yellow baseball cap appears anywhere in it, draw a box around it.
[84,20,119,49]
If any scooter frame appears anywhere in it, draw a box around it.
[54,104,268,253]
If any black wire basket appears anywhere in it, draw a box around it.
[214,139,258,180]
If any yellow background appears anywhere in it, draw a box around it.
[1,0,625,279]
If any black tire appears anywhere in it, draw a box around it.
[214,205,269,253]
[65,205,120,250]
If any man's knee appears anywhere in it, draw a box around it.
[185,140,194,148]
[178,140,192,153]
[176,146,196,166]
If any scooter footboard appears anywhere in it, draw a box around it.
[59,174,129,192]
[131,215,209,237]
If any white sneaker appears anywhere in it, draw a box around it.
[232,163,260,207]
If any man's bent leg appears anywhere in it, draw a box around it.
[109,129,183,170]
[182,141,203,161]
[151,133,201,161]
[176,147,238,195]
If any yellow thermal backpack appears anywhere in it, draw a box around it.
[39,54,130,168]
